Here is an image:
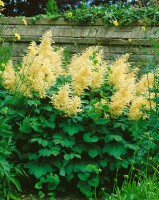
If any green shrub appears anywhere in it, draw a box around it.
[46,0,58,15]
[0,31,158,198]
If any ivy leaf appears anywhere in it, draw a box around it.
[83,132,98,143]
[59,121,84,136]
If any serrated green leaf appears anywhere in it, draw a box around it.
[0,123,13,137]
[41,140,48,147]
[46,174,60,185]
[46,174,60,187]
[25,162,52,178]
[83,132,99,143]
[39,191,45,198]
[27,99,41,107]
[59,121,84,136]
[121,159,129,168]
[100,160,107,167]
[114,123,122,128]
[78,172,90,181]
[124,143,138,151]
[53,134,75,147]
[34,108,40,114]
[64,153,75,160]
[121,124,126,131]
[66,164,73,176]
[86,164,98,173]
[73,144,84,154]
[42,105,53,111]
[31,138,48,147]
[74,154,81,159]
[39,147,60,157]
[94,118,110,125]
[44,121,56,129]
[88,148,98,158]
[106,135,123,142]
[39,148,52,157]
[60,167,66,176]
[102,144,126,159]
[88,177,99,187]
[19,119,32,133]
[28,153,39,160]
[77,181,92,196]
[50,147,60,156]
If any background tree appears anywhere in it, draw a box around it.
[46,0,58,14]
[3,0,132,16]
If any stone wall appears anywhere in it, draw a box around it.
[1,17,159,65]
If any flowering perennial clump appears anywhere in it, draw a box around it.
[108,54,136,116]
[0,31,157,118]
[68,47,107,95]
[129,72,156,120]
[2,31,64,98]
[51,84,82,116]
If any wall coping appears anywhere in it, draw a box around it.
[0,17,158,26]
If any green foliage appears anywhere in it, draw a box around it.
[0,43,12,71]
[0,118,23,199]
[32,2,159,27]
[0,88,137,198]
